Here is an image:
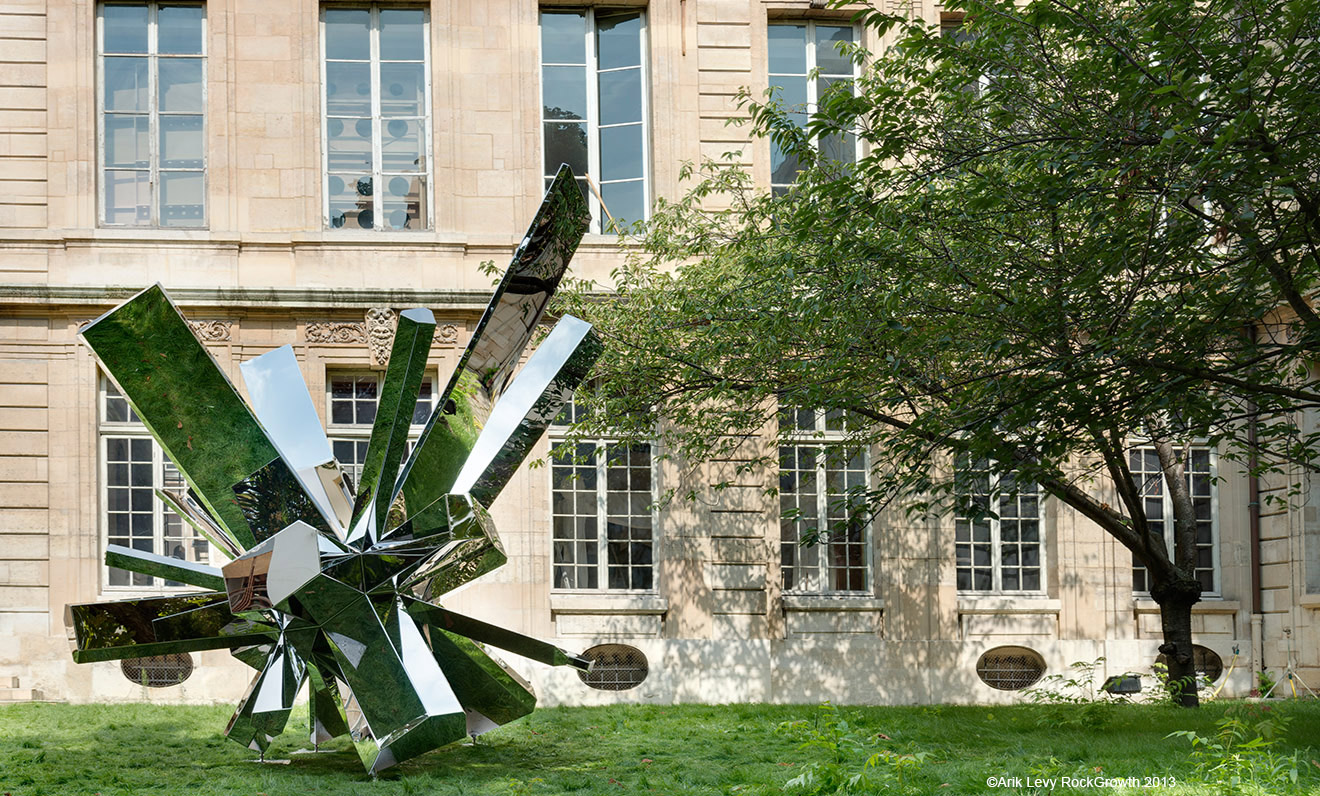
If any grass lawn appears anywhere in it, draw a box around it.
[2,700,1319,795]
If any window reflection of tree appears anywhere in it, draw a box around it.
[543,105,591,205]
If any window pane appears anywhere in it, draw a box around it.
[327,173,373,229]
[544,121,588,176]
[160,171,204,227]
[768,24,807,74]
[598,68,642,126]
[104,57,148,112]
[380,63,425,117]
[600,124,643,182]
[383,175,426,230]
[379,9,425,61]
[596,12,641,71]
[541,11,586,65]
[104,114,149,168]
[158,6,204,55]
[103,169,150,225]
[328,117,374,171]
[543,65,587,121]
[815,25,854,75]
[159,58,204,112]
[382,118,425,172]
[103,5,148,53]
[601,180,644,233]
[325,9,370,60]
[326,62,372,116]
[159,115,203,168]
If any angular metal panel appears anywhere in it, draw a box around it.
[349,308,435,542]
[104,543,226,591]
[80,284,278,549]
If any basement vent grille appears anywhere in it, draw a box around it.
[121,653,194,688]
[976,646,1046,691]
[1156,644,1224,684]
[577,644,648,691]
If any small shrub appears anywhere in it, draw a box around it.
[1168,703,1310,794]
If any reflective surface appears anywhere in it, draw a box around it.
[70,167,603,773]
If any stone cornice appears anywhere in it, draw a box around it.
[0,284,496,311]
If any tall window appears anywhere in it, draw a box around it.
[954,456,1043,593]
[322,6,431,231]
[767,21,858,196]
[540,8,648,233]
[550,398,655,590]
[1129,445,1217,594]
[324,369,437,486]
[779,408,869,593]
[98,3,206,227]
[100,378,212,588]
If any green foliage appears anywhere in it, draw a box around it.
[776,703,929,795]
[4,702,1320,794]
[555,0,1320,711]
[1169,703,1313,793]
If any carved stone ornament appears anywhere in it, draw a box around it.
[366,308,397,367]
[437,323,460,345]
[188,320,233,343]
[305,320,367,344]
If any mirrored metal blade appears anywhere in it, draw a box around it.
[404,596,589,670]
[454,316,602,504]
[400,493,506,598]
[69,594,274,663]
[225,641,306,753]
[348,308,435,543]
[105,544,225,591]
[241,345,350,534]
[307,661,350,744]
[156,487,243,559]
[428,627,537,729]
[395,167,589,531]
[232,456,334,544]
[79,284,280,549]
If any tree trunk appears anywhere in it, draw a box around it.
[1151,578,1202,707]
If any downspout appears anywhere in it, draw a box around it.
[1247,323,1264,693]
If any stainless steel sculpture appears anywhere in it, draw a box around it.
[68,166,600,773]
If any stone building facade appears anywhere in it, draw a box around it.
[1,0,1318,707]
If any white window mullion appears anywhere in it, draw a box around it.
[147,2,159,226]
[585,8,602,233]
[369,7,383,227]
[595,441,608,587]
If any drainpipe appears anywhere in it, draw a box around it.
[1247,323,1264,692]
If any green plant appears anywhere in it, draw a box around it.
[1022,658,1124,729]
[777,703,928,795]
[1169,703,1306,794]
[1259,670,1278,696]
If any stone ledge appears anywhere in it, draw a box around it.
[957,596,1061,615]
[1299,594,1320,610]
[782,595,884,612]
[550,593,668,615]
[1133,599,1241,615]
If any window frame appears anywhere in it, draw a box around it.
[324,367,438,486]
[538,6,651,234]
[96,1,208,228]
[778,408,872,595]
[766,19,862,196]
[1128,443,1220,597]
[548,398,659,593]
[953,457,1047,596]
[98,375,215,592]
[319,4,435,231]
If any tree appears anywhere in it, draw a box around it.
[557,0,1320,707]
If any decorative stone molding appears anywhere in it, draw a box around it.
[188,320,233,342]
[437,323,460,346]
[305,320,367,344]
[365,307,396,366]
